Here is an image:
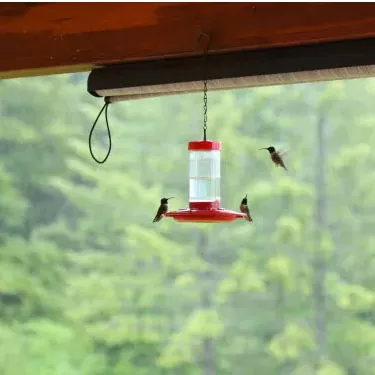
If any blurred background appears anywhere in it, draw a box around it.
[0,74,374,375]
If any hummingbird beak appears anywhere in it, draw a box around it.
[245,194,247,199]
[167,197,175,200]
[258,148,267,150]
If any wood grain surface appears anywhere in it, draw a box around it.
[2,2,375,78]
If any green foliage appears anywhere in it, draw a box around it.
[0,74,375,374]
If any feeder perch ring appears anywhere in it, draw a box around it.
[166,208,246,223]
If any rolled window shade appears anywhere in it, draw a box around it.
[87,38,375,103]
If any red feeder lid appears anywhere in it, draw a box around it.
[188,140,221,151]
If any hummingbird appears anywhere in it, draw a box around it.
[259,146,288,171]
[240,194,253,222]
[153,197,174,223]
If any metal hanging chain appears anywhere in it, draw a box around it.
[203,72,208,141]
[201,33,210,142]
[88,96,112,164]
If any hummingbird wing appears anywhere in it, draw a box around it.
[277,149,289,170]
[278,154,288,171]
[278,149,288,157]
[153,204,167,223]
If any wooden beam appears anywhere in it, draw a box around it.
[2,2,375,79]
[0,64,93,80]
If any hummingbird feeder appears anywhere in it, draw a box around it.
[166,140,245,223]
[166,39,246,223]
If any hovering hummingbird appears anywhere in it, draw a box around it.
[153,197,174,223]
[259,146,288,171]
[240,194,253,222]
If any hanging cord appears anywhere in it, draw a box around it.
[88,97,112,164]
[200,32,210,141]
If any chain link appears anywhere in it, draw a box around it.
[203,45,209,141]
[203,78,208,141]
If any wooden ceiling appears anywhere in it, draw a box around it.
[2,2,375,79]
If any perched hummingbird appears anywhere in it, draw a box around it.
[240,194,253,222]
[153,197,174,223]
[259,146,288,171]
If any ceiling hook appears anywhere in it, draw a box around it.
[198,32,211,53]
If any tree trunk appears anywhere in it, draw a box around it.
[314,113,327,365]
[197,231,216,375]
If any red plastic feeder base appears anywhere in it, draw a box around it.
[165,201,246,223]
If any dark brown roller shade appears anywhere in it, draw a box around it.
[87,37,375,102]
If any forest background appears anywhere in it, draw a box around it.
[1,73,375,375]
